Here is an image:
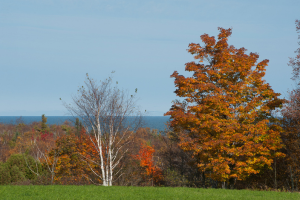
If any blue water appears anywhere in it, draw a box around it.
[0,116,171,132]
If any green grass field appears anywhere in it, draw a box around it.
[0,186,299,200]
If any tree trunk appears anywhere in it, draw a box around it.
[290,166,294,192]
[274,157,277,189]
[202,172,206,188]
[229,178,235,189]
[222,181,226,189]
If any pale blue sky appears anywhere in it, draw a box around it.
[0,0,299,116]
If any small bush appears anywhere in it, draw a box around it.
[6,154,43,181]
[0,163,11,184]
[164,169,188,187]
[10,165,25,183]
[0,154,45,185]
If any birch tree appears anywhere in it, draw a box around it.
[64,73,142,186]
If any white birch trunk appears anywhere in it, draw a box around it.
[96,118,107,186]
[109,124,113,186]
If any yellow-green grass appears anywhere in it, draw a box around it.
[0,185,299,200]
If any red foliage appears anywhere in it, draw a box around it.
[134,143,162,184]
[39,130,53,142]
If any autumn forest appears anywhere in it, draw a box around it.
[1,21,300,191]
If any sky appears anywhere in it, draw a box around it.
[0,0,299,116]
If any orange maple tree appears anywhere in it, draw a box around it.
[134,143,162,185]
[165,27,285,184]
[46,128,99,185]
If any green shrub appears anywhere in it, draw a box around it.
[6,154,43,181]
[10,165,25,183]
[164,169,188,187]
[0,163,11,184]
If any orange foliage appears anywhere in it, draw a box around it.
[45,128,99,185]
[134,143,162,184]
[165,27,285,182]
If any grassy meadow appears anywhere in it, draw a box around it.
[0,186,299,200]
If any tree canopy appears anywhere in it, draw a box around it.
[165,27,285,183]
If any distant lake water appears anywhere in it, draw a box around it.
[0,116,171,132]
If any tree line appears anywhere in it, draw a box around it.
[0,20,300,190]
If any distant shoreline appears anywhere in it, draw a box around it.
[0,116,170,132]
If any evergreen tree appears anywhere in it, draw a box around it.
[75,118,80,136]
[41,114,49,132]
[75,118,84,136]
